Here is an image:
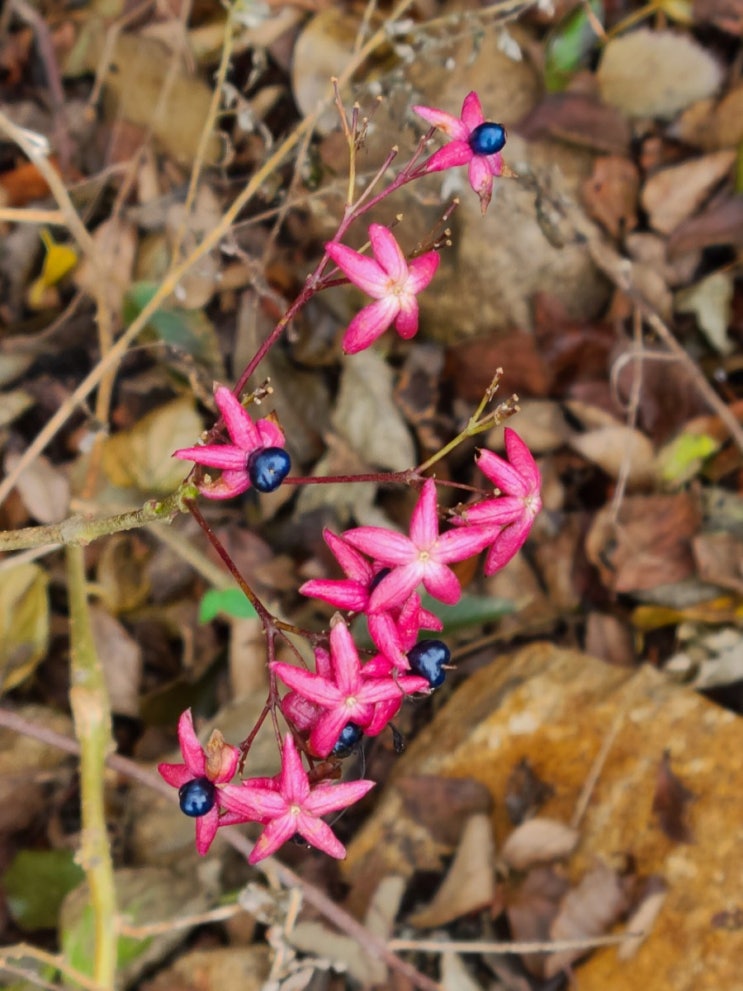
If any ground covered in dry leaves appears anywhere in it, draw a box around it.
[1,1,743,990]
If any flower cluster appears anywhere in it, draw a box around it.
[160,93,540,867]
[159,432,540,863]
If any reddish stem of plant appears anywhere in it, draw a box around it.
[284,469,419,486]
[230,131,446,400]
[184,499,311,641]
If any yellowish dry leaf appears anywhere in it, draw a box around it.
[102,397,203,494]
[0,563,49,691]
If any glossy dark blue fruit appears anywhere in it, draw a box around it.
[468,122,507,157]
[368,567,392,593]
[178,776,216,817]
[407,639,450,688]
[332,722,363,757]
[247,447,291,492]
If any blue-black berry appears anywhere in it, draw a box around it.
[469,122,506,157]
[247,447,291,492]
[368,567,392,593]
[332,722,363,757]
[178,776,216,817]
[407,639,450,688]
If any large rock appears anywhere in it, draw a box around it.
[343,643,743,991]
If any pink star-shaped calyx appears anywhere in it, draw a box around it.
[456,428,542,575]
[299,529,387,613]
[366,591,443,673]
[413,91,513,214]
[342,479,494,613]
[271,617,429,758]
[325,224,440,354]
[219,733,375,862]
[158,709,240,855]
[173,384,287,499]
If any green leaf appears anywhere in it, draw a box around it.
[353,591,513,649]
[123,281,223,374]
[4,850,85,930]
[61,902,151,979]
[544,0,604,92]
[658,432,719,486]
[60,867,207,985]
[199,587,258,623]
[419,591,514,635]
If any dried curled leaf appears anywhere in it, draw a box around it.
[502,817,579,871]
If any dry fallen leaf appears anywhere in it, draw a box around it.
[617,879,667,960]
[597,29,723,119]
[446,331,553,403]
[569,425,656,486]
[505,866,570,978]
[652,750,695,843]
[89,605,142,718]
[142,946,271,991]
[74,217,137,315]
[668,193,743,256]
[91,32,221,164]
[332,348,415,472]
[586,492,701,594]
[441,951,485,991]
[397,775,494,847]
[675,270,734,354]
[0,562,49,691]
[5,451,70,524]
[502,817,579,872]
[96,535,152,615]
[641,151,735,235]
[584,612,636,668]
[102,397,203,494]
[408,814,495,928]
[545,862,629,978]
[0,704,73,834]
[673,83,743,150]
[291,9,368,133]
[581,156,639,238]
[516,93,631,156]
